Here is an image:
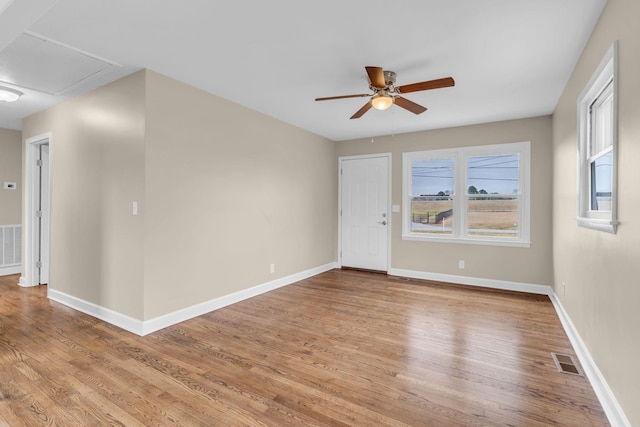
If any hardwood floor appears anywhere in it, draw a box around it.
[0,270,608,426]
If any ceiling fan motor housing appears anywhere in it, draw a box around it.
[383,70,397,86]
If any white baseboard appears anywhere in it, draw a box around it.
[388,267,630,427]
[46,262,338,337]
[44,262,629,426]
[0,265,21,276]
[48,288,144,334]
[548,293,631,427]
[387,268,552,295]
[141,262,338,335]
[18,275,37,287]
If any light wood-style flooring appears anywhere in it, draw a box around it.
[0,270,608,426]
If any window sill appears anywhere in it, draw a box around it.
[402,234,532,248]
[576,217,618,234]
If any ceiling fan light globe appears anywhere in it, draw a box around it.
[0,86,23,102]
[371,94,393,111]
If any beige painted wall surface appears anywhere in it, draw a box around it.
[552,0,640,424]
[22,71,146,320]
[337,116,553,286]
[0,128,22,224]
[143,70,337,319]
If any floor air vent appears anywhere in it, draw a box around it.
[551,352,583,376]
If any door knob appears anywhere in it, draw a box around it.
[378,220,387,225]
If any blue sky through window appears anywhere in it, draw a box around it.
[412,154,520,195]
[411,157,455,196]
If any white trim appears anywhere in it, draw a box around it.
[576,41,618,234]
[46,262,337,336]
[549,293,631,427]
[338,153,392,272]
[43,258,630,425]
[401,234,531,248]
[142,262,337,335]
[0,266,21,276]
[48,288,144,334]
[387,268,551,295]
[402,141,531,246]
[576,216,618,233]
[388,266,630,427]
[21,132,52,287]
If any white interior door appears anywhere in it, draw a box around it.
[340,156,389,271]
[39,144,50,284]
[21,133,51,288]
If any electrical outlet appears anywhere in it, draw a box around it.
[562,281,566,296]
[458,260,465,269]
[270,264,275,274]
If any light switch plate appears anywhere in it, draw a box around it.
[392,204,400,213]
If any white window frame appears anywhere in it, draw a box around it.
[577,41,618,234]
[402,141,531,247]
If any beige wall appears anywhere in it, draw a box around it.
[0,128,22,224]
[552,0,640,424]
[22,71,146,319]
[337,116,553,286]
[22,69,337,322]
[142,70,337,319]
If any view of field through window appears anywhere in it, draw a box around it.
[411,153,520,238]
[411,157,455,235]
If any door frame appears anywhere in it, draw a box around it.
[338,153,392,271]
[20,132,52,288]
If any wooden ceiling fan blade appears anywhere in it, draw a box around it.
[365,66,386,89]
[394,96,427,115]
[396,77,455,94]
[350,101,373,119]
[315,93,371,101]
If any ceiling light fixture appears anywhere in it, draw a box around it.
[0,86,23,102]
[371,93,393,111]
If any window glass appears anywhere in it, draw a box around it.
[590,151,612,212]
[467,154,520,239]
[588,81,613,213]
[576,41,617,233]
[467,195,519,238]
[410,157,454,235]
[403,141,530,247]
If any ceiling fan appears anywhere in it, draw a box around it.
[315,66,455,119]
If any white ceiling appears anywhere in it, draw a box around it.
[0,0,606,141]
